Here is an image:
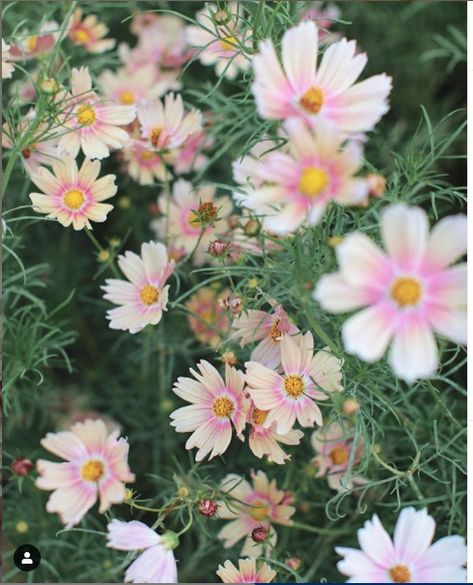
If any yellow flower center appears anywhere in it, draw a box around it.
[213,396,234,418]
[81,459,104,482]
[151,127,162,147]
[71,28,91,45]
[188,210,199,226]
[389,565,411,583]
[300,86,325,114]
[252,408,268,426]
[283,374,305,399]
[76,104,96,126]
[330,446,349,466]
[298,167,329,197]
[250,499,269,521]
[140,284,159,305]
[26,35,38,52]
[220,35,237,51]
[119,90,135,105]
[63,189,85,210]
[390,277,422,307]
[140,150,156,161]
[269,319,282,343]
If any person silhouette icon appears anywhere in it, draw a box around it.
[21,551,34,565]
[14,544,41,571]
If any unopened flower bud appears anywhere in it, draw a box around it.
[198,498,219,517]
[16,521,29,534]
[343,398,360,416]
[221,351,238,366]
[11,457,33,476]
[285,557,302,571]
[148,202,160,217]
[209,240,229,257]
[367,173,387,197]
[178,486,190,498]
[328,235,344,247]
[243,218,261,236]
[98,249,110,262]
[251,524,270,543]
[213,9,230,25]
[229,296,243,314]
[161,530,180,551]
[40,78,60,94]
[247,278,258,289]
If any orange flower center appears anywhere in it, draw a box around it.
[81,459,104,482]
[283,374,304,398]
[120,90,135,105]
[71,28,91,45]
[300,86,325,114]
[220,35,237,51]
[298,167,329,197]
[389,565,411,583]
[250,499,269,521]
[269,319,282,343]
[252,408,268,425]
[151,127,162,147]
[76,104,96,126]
[390,277,422,307]
[213,396,234,418]
[140,150,156,161]
[140,284,159,305]
[63,189,85,210]
[199,202,218,222]
[26,35,38,52]
[330,446,349,466]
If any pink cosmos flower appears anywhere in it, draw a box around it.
[311,420,366,491]
[170,361,248,461]
[314,203,467,382]
[231,303,299,369]
[248,403,304,465]
[122,139,169,186]
[217,558,276,583]
[151,179,233,266]
[300,2,341,44]
[36,418,135,528]
[252,20,392,133]
[336,507,467,583]
[102,241,175,334]
[9,21,58,60]
[186,2,251,79]
[137,94,202,152]
[107,520,178,583]
[57,67,136,160]
[29,157,116,230]
[245,332,343,434]
[185,286,230,348]
[235,118,369,234]
[232,139,283,189]
[67,8,115,53]
[218,471,295,557]
[163,127,213,175]
[98,65,169,106]
[2,39,14,78]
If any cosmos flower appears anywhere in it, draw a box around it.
[163,127,212,175]
[67,7,116,53]
[98,65,169,106]
[232,139,283,189]
[102,241,175,334]
[8,21,58,60]
[218,471,295,557]
[122,139,170,186]
[245,332,343,434]
[185,286,230,348]
[2,39,14,78]
[252,20,392,133]
[29,157,116,230]
[235,118,369,234]
[36,419,135,528]
[300,2,341,44]
[217,558,276,583]
[57,67,136,160]
[107,520,178,583]
[170,361,248,461]
[186,2,251,79]
[314,203,467,382]
[336,508,467,583]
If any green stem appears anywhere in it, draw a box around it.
[277,520,349,536]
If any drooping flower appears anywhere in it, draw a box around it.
[245,332,343,434]
[218,471,295,557]
[185,286,230,348]
[186,2,251,79]
[336,507,467,583]
[67,7,116,53]
[217,558,276,583]
[151,179,233,266]
[8,21,58,60]
[107,520,178,583]
[170,361,248,461]
[252,20,392,133]
[122,139,170,186]
[2,39,14,78]
[36,419,135,528]
[29,157,116,230]
[102,241,175,334]
[57,67,136,160]
[314,203,467,382]
[231,303,299,369]
[98,65,169,106]
[235,118,369,234]
[311,420,365,491]
[137,94,202,152]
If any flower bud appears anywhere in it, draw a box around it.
[343,398,360,415]
[285,557,302,571]
[213,9,230,25]
[367,173,387,197]
[243,218,261,236]
[148,202,160,217]
[209,240,229,257]
[40,78,60,94]
[16,521,29,534]
[178,486,190,498]
[11,457,33,476]
[198,498,219,517]
[220,351,238,366]
[328,235,344,247]
[251,524,270,543]
[161,530,180,551]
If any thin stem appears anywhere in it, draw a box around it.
[275,519,350,536]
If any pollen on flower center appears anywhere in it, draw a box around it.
[390,277,422,307]
[140,150,156,161]
[299,86,325,114]
[120,90,135,105]
[283,374,305,398]
[76,104,96,126]
[140,284,159,305]
[71,28,91,45]
[250,498,269,521]
[389,564,411,583]
[213,396,234,418]
[26,35,38,52]
[252,408,269,426]
[220,35,237,51]
[269,319,282,343]
[63,188,85,210]
[330,446,349,466]
[151,127,162,147]
[81,459,104,482]
[298,167,329,197]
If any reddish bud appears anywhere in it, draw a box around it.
[11,457,33,476]
[198,498,218,517]
[209,240,229,257]
[21,148,32,159]
[251,524,270,543]
[285,557,301,571]
[148,203,160,217]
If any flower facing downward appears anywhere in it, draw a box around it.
[36,419,134,528]
[29,157,116,230]
[245,332,343,434]
[185,286,230,348]
[67,8,116,53]
[2,39,15,78]
[314,203,467,382]
[170,361,248,461]
[107,520,178,583]
[336,508,467,583]
[252,20,392,133]
[217,558,276,583]
[102,241,175,334]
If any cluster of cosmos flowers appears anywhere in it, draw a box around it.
[3,2,466,583]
